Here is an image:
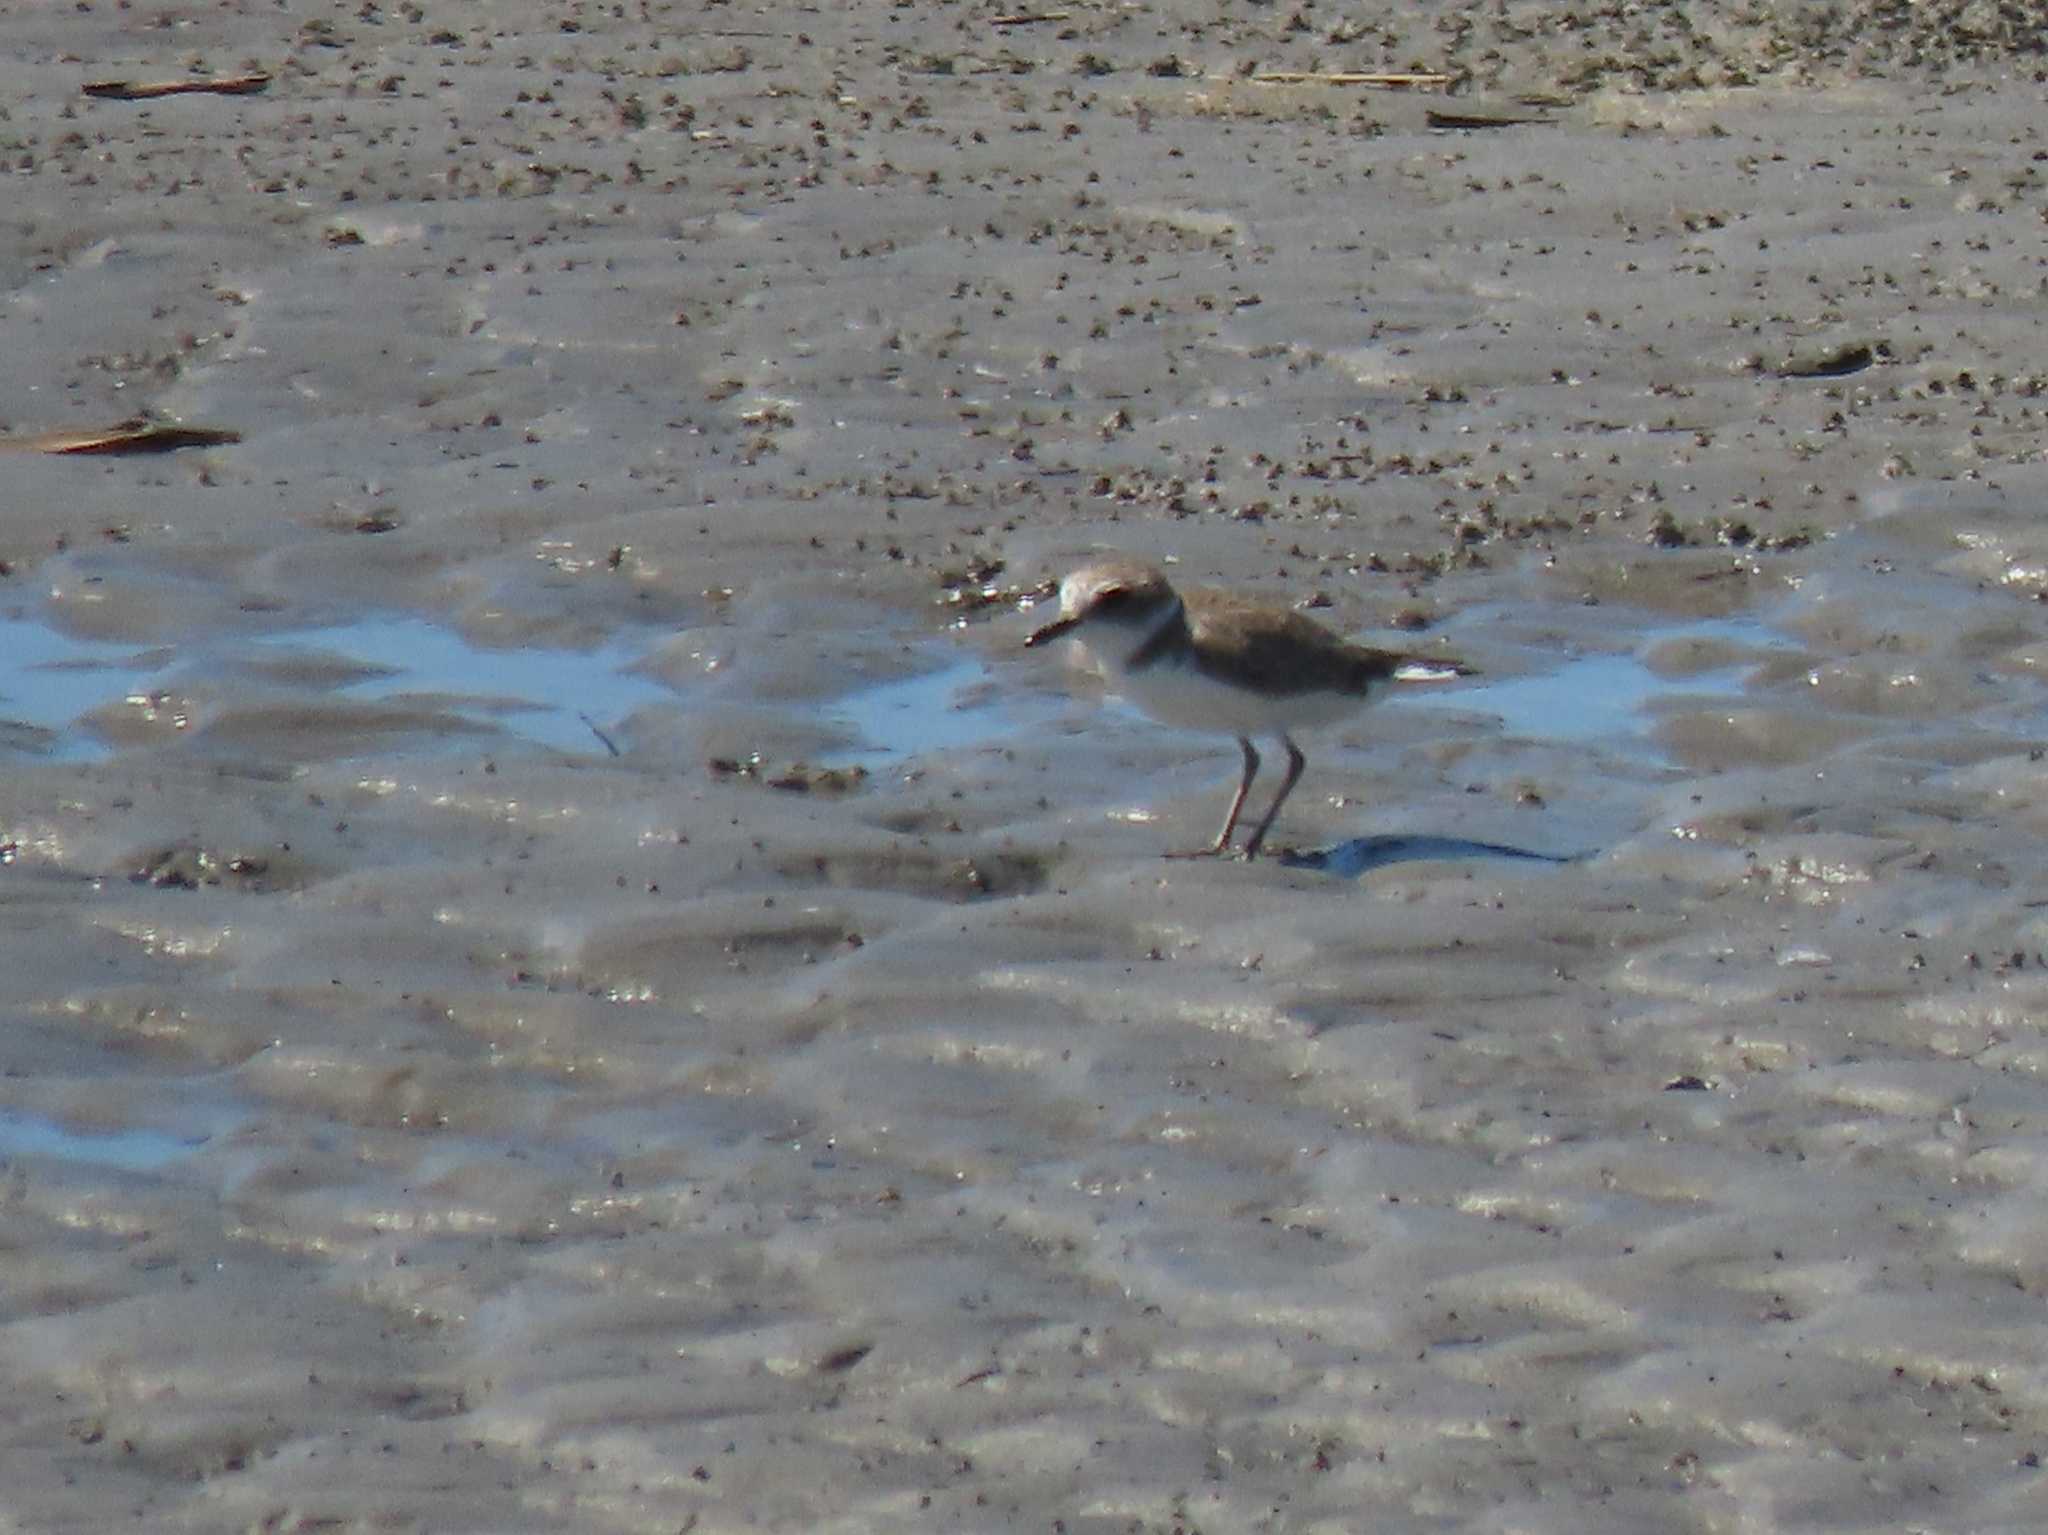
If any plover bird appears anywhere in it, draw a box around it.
[1025,559,1470,859]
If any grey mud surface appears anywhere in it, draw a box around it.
[5,3,2048,1530]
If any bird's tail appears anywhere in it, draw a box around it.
[1392,656,1477,683]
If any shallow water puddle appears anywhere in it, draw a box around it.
[3,604,1776,770]
[0,613,168,758]
[256,617,672,752]
[1400,616,1771,749]
[829,616,1776,766]
[0,610,673,757]
[825,656,1072,762]
[0,1108,204,1172]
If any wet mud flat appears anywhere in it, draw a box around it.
[6,1,2048,1530]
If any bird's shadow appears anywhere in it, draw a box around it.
[1277,833,1580,878]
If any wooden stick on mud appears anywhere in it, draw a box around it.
[1,420,243,456]
[1249,70,1453,90]
[1425,107,1556,129]
[83,73,272,101]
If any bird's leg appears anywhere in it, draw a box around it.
[1165,736,1259,859]
[1241,735,1306,860]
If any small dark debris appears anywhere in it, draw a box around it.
[1778,341,1875,379]
[1646,514,1690,548]
[712,755,868,796]
[817,1342,873,1374]
[130,846,275,891]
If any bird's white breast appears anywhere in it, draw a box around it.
[1086,642,1372,738]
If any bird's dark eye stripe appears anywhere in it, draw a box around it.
[1095,587,1131,608]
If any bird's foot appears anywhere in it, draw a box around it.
[1162,840,1237,861]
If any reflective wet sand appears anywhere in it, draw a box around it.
[5,3,2048,1529]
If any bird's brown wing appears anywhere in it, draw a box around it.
[1184,594,1407,698]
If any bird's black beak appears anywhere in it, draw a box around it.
[1024,614,1078,648]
